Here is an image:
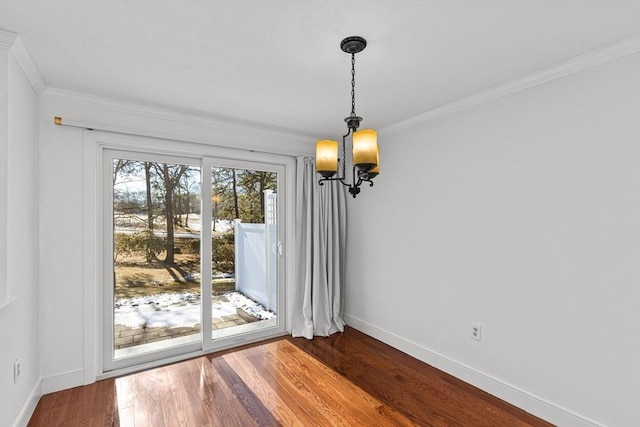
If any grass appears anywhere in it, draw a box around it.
[114,254,235,299]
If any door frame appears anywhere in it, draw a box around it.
[83,130,294,380]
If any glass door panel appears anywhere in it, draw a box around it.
[106,151,202,370]
[209,166,278,340]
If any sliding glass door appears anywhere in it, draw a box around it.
[200,157,283,352]
[103,149,284,372]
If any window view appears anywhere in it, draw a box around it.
[210,167,278,339]
[112,160,202,357]
[111,158,278,360]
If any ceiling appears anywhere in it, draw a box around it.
[1,1,638,138]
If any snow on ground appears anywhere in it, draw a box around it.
[114,214,233,234]
[114,291,275,329]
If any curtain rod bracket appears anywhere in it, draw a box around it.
[54,116,93,130]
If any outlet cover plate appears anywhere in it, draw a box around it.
[470,323,482,342]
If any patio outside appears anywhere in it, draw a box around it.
[114,235,276,350]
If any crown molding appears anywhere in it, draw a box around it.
[10,36,46,96]
[380,34,640,135]
[41,87,316,145]
[0,28,18,49]
[0,28,46,96]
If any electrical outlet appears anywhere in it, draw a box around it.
[13,359,21,383]
[470,323,482,342]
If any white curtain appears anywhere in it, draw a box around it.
[291,156,347,339]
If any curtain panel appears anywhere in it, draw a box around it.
[291,157,347,339]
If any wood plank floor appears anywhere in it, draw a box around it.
[28,327,553,426]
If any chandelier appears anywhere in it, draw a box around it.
[316,36,379,198]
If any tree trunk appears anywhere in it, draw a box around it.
[145,162,153,231]
[212,199,217,232]
[185,191,190,228]
[174,189,181,227]
[163,164,175,266]
[232,169,240,219]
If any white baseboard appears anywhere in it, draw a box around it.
[344,313,604,427]
[12,369,85,426]
[12,378,41,427]
[41,368,84,394]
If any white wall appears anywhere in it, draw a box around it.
[0,48,41,427]
[345,53,640,427]
[37,112,85,391]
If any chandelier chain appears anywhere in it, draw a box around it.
[351,53,356,117]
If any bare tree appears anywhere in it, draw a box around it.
[144,162,153,230]
[151,163,190,266]
[239,170,276,222]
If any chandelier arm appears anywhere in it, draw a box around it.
[356,168,375,187]
[317,176,351,188]
[319,176,342,185]
[360,177,375,187]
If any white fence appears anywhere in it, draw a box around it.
[234,190,277,312]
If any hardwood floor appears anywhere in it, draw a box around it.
[28,327,553,426]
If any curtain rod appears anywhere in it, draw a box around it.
[54,116,129,133]
[52,116,311,157]
[53,116,247,152]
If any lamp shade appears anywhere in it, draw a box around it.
[316,139,338,178]
[353,129,378,172]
